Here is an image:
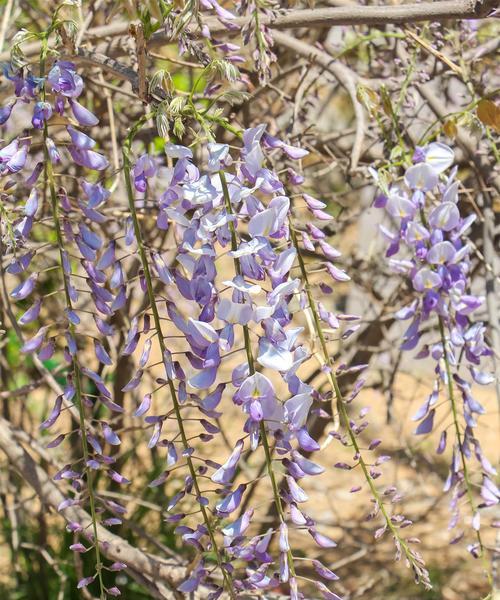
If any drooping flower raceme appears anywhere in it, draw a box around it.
[372,143,499,555]
[1,60,122,597]
[1,55,431,598]
[124,120,430,594]
[120,122,347,597]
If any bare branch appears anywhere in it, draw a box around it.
[0,416,213,599]
[272,30,365,170]
[197,0,498,34]
[0,1,497,63]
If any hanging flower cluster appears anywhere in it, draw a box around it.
[1,59,120,596]
[372,144,499,555]
[122,123,348,598]
[125,116,433,594]
[1,55,431,598]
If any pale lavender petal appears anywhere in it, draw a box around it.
[412,268,442,292]
[21,328,46,353]
[18,299,41,325]
[67,125,95,149]
[279,522,289,552]
[424,142,454,174]
[290,503,307,525]
[469,368,494,385]
[326,263,350,282]
[40,395,63,430]
[292,451,324,476]
[189,367,217,389]
[282,143,309,159]
[284,393,312,431]
[427,241,456,264]
[221,509,254,538]
[215,483,245,515]
[94,340,112,365]
[313,560,339,581]
[77,576,95,589]
[405,163,438,191]
[211,439,244,483]
[257,339,293,371]
[103,423,121,445]
[287,476,308,503]
[436,430,447,454]
[428,202,460,231]
[415,409,435,435]
[308,528,337,548]
[69,146,108,171]
[24,189,38,217]
[70,99,99,125]
[134,394,151,417]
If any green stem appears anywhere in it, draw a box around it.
[290,225,342,428]
[416,205,491,582]
[219,170,296,579]
[194,107,242,139]
[40,40,105,599]
[123,150,235,598]
[438,318,491,581]
[289,222,419,572]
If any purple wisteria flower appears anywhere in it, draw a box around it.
[1,60,117,596]
[1,55,433,598]
[373,142,498,550]
[47,61,83,97]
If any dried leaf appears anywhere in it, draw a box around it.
[443,119,457,139]
[477,99,500,132]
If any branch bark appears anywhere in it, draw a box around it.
[0,1,496,63]
[272,30,365,170]
[0,416,215,599]
[197,0,497,34]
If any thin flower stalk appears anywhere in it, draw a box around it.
[438,317,490,579]
[123,142,235,598]
[40,42,105,599]
[289,220,426,583]
[219,169,296,580]
[43,134,105,600]
[289,224,341,430]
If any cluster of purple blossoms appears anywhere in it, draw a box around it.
[124,122,349,598]
[1,62,106,173]
[1,60,119,595]
[126,119,431,594]
[2,56,431,598]
[372,144,499,553]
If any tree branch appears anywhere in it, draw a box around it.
[197,0,497,35]
[272,30,365,170]
[0,1,496,64]
[0,416,213,599]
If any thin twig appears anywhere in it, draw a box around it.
[272,30,365,170]
[0,1,497,63]
[0,0,14,54]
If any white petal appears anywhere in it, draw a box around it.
[257,339,294,371]
[217,298,253,325]
[248,208,276,238]
[424,142,454,174]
